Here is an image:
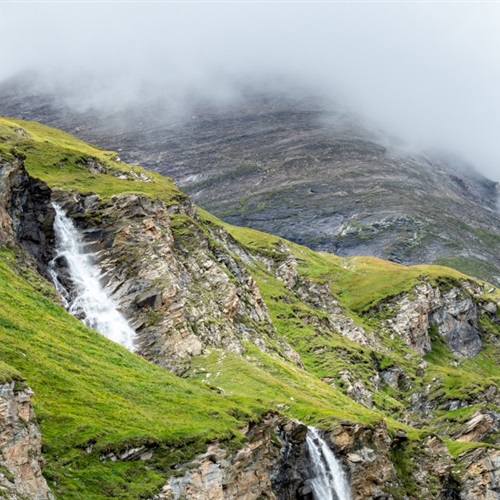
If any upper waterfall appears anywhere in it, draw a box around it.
[306,426,351,500]
[49,203,136,350]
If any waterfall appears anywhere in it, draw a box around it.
[49,203,135,351]
[306,427,350,500]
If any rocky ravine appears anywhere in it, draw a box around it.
[152,416,500,500]
[50,187,301,375]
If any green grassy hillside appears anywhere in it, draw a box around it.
[1,116,500,498]
[0,232,392,498]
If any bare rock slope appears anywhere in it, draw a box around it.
[0,80,499,285]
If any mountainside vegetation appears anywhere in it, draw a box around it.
[1,116,500,498]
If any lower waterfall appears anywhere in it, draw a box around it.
[49,203,135,350]
[306,427,350,500]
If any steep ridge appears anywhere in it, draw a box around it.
[0,81,499,286]
[1,116,500,498]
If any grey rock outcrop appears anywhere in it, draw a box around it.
[269,245,375,348]
[455,412,500,443]
[51,189,301,374]
[329,422,401,498]
[151,415,497,500]
[387,283,482,358]
[459,448,500,499]
[152,415,308,500]
[0,381,53,499]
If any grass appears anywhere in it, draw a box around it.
[0,247,252,498]
[444,439,497,458]
[0,359,25,386]
[0,243,421,497]
[206,211,479,313]
[0,117,187,208]
[434,256,500,285]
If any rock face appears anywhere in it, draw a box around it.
[0,155,55,271]
[154,415,288,500]
[386,282,482,357]
[0,381,53,499]
[267,245,375,349]
[0,158,19,246]
[154,417,342,500]
[459,448,500,499]
[455,412,500,443]
[51,188,301,373]
[152,416,479,500]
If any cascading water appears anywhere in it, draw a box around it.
[49,203,135,351]
[306,427,351,500]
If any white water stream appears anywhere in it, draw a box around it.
[306,427,351,500]
[49,204,135,350]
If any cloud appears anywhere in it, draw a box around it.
[0,2,499,179]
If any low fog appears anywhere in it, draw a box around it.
[1,2,499,180]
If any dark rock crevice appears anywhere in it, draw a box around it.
[0,157,55,275]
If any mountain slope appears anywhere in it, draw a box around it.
[0,81,499,286]
[1,116,500,498]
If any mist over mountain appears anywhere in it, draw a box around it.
[0,1,499,180]
[1,1,499,283]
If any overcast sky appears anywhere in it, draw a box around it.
[1,2,499,180]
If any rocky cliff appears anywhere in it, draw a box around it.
[51,187,300,374]
[0,371,53,499]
